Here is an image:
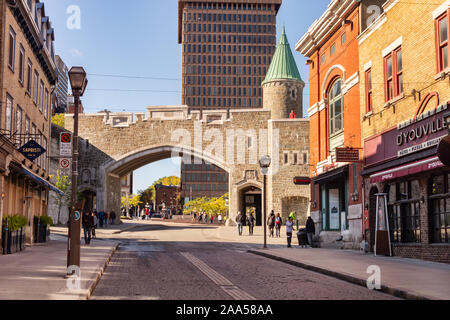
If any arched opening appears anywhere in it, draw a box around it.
[238,185,262,227]
[368,186,379,252]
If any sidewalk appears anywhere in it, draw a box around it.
[248,247,450,300]
[0,233,118,300]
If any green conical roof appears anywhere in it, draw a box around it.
[262,26,303,85]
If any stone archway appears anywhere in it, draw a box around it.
[237,182,263,226]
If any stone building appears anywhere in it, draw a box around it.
[0,0,59,246]
[359,0,450,263]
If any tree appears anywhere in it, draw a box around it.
[52,170,71,225]
[51,114,65,128]
[183,193,228,217]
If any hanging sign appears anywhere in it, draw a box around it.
[18,140,46,162]
[336,148,361,163]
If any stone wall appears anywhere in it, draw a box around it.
[263,80,304,120]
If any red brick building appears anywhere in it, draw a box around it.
[155,184,181,213]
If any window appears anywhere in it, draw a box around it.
[33,71,39,104]
[25,116,30,142]
[5,94,13,136]
[44,89,49,119]
[37,130,42,167]
[26,60,32,94]
[341,32,347,45]
[436,12,449,72]
[330,43,336,56]
[18,45,25,84]
[43,137,47,171]
[387,180,421,243]
[320,54,325,65]
[8,27,16,71]
[384,47,403,101]
[16,106,22,145]
[328,79,344,135]
[365,69,373,113]
[39,81,44,112]
[429,174,450,243]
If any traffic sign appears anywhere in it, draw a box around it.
[74,211,80,222]
[60,132,72,156]
[59,158,71,171]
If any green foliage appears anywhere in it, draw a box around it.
[40,215,53,226]
[183,193,229,217]
[51,114,65,128]
[121,194,142,208]
[2,215,28,232]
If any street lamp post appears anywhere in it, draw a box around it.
[437,112,450,166]
[67,67,87,273]
[259,155,271,250]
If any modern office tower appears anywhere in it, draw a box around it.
[55,55,69,113]
[178,0,282,111]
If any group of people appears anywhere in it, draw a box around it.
[192,212,225,225]
[81,210,116,245]
[235,211,256,236]
[236,210,316,248]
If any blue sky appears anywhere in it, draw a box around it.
[44,0,330,193]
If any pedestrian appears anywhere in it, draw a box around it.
[267,211,275,238]
[105,211,110,227]
[197,213,202,224]
[236,211,243,236]
[110,210,116,225]
[203,213,208,224]
[209,215,214,224]
[247,213,255,236]
[82,211,94,245]
[275,213,283,238]
[289,109,296,119]
[218,213,223,225]
[289,211,297,231]
[92,212,98,239]
[306,216,316,248]
[286,217,294,248]
[98,211,105,228]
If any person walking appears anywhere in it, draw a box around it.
[306,216,316,248]
[218,213,223,225]
[98,211,105,228]
[82,211,94,245]
[105,211,110,227]
[145,208,150,220]
[289,211,297,231]
[247,213,255,236]
[275,213,282,238]
[267,211,275,238]
[110,210,116,225]
[92,212,98,239]
[209,215,214,224]
[236,211,243,236]
[286,217,294,248]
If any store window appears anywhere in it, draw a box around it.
[429,174,450,243]
[387,180,421,243]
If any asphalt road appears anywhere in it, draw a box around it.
[90,224,399,300]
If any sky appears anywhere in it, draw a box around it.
[44,0,331,193]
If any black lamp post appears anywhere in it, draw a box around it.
[438,112,450,166]
[259,155,271,249]
[67,67,87,273]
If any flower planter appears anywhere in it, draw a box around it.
[38,224,49,243]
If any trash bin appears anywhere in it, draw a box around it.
[297,228,308,248]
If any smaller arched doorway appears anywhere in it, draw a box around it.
[239,186,262,226]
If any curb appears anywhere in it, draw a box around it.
[85,243,119,300]
[248,250,429,301]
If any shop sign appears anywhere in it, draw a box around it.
[364,100,449,167]
[18,140,46,162]
[336,148,360,162]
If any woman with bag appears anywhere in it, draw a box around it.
[275,213,282,238]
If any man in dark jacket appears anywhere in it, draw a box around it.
[267,211,275,237]
[306,216,316,248]
[110,211,116,225]
[82,212,94,245]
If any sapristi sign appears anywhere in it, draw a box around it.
[364,94,449,167]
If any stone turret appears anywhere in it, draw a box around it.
[262,27,304,119]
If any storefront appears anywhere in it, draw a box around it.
[362,101,450,263]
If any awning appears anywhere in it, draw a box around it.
[22,167,64,196]
[314,165,349,185]
[370,156,444,184]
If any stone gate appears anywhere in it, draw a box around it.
[63,105,310,223]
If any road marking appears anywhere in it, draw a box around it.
[180,252,256,301]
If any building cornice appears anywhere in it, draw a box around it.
[295,0,358,57]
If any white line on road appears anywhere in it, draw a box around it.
[180,252,256,301]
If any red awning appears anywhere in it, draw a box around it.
[370,157,444,184]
